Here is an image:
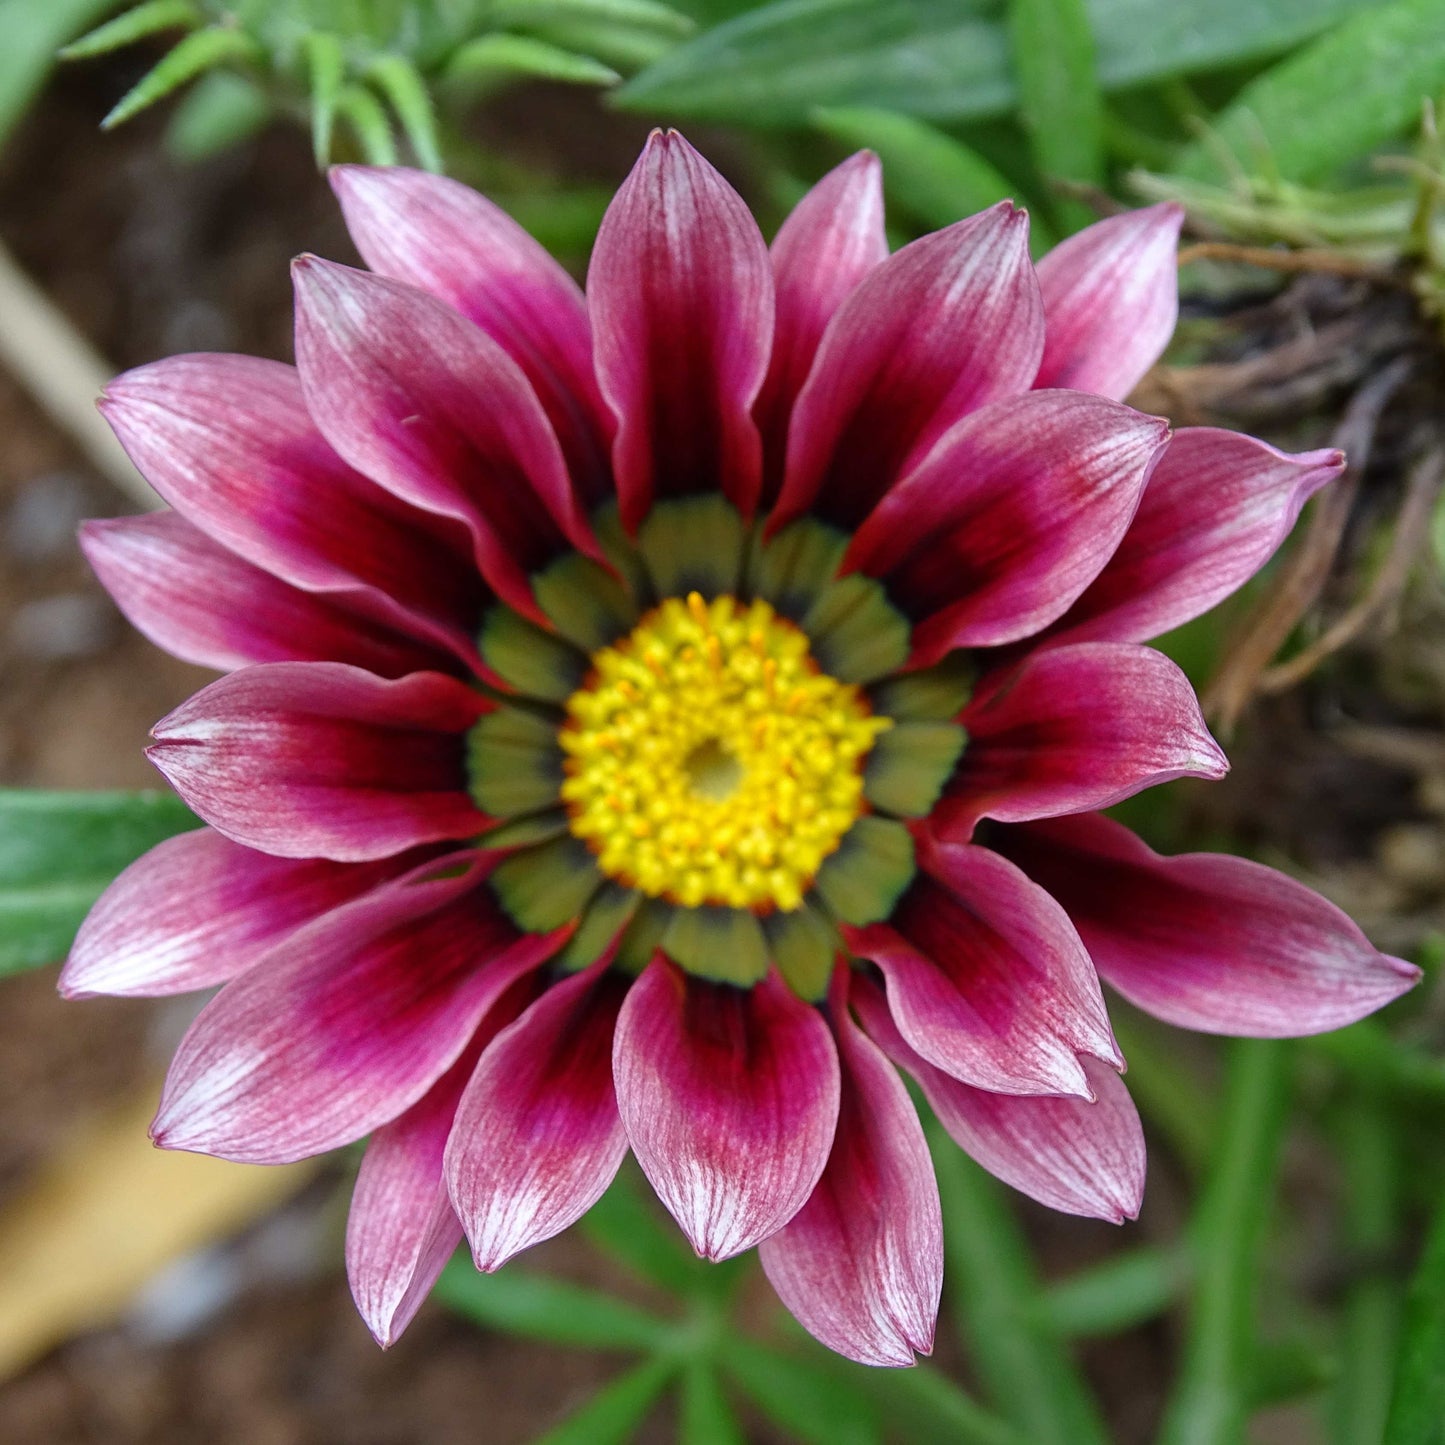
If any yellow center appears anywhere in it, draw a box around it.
[558,592,890,912]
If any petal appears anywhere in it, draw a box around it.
[1049,430,1345,646]
[151,852,567,1163]
[60,828,419,998]
[934,642,1228,837]
[1034,203,1183,401]
[99,355,483,663]
[447,960,630,1271]
[995,813,1421,1037]
[331,164,612,504]
[80,513,455,678]
[147,662,486,861]
[613,958,840,1260]
[587,130,772,530]
[845,390,1169,665]
[844,837,1117,1096]
[759,973,940,1367]
[771,202,1043,533]
[347,975,543,1347]
[755,152,888,503]
[292,257,593,623]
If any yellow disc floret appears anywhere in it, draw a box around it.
[558,593,890,912]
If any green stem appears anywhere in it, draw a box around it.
[1158,1039,1293,1445]
[929,1123,1109,1445]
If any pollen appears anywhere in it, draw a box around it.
[558,593,890,912]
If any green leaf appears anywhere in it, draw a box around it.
[1006,0,1103,233]
[495,0,695,37]
[680,1360,746,1445]
[719,1337,883,1445]
[60,0,197,60]
[366,54,442,172]
[335,83,396,165]
[434,1260,675,1352]
[812,106,1051,248]
[101,25,260,130]
[1043,1245,1188,1338]
[303,29,344,168]
[445,34,620,90]
[0,0,118,147]
[164,68,269,160]
[536,1357,679,1445]
[0,789,198,975]
[581,1163,718,1296]
[1385,1190,1445,1445]
[1179,0,1445,184]
[616,0,1389,128]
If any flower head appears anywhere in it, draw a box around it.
[63,132,1418,1366]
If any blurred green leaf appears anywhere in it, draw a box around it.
[0,0,117,147]
[1248,1337,1337,1406]
[494,0,695,35]
[616,0,1390,128]
[444,34,619,91]
[435,1260,675,1352]
[1385,1191,1445,1445]
[1044,1245,1188,1338]
[335,82,397,164]
[680,1360,746,1445]
[1007,0,1103,233]
[1180,0,1445,184]
[719,1337,883,1445]
[164,68,269,160]
[812,105,1053,249]
[367,54,442,171]
[101,24,260,129]
[0,790,198,976]
[535,1356,679,1445]
[60,0,196,59]
[580,1165,717,1296]
[930,1127,1110,1445]
[304,29,343,168]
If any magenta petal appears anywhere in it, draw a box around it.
[1034,203,1183,401]
[80,514,455,678]
[613,959,840,1260]
[845,390,1169,665]
[151,852,566,1163]
[856,981,1144,1222]
[1049,430,1345,646]
[99,355,483,664]
[147,662,486,861]
[996,813,1421,1037]
[936,642,1228,837]
[772,202,1043,532]
[447,961,630,1271]
[845,838,1117,1096]
[759,975,940,1367]
[755,152,887,502]
[293,257,593,622]
[588,130,772,529]
[331,165,612,504]
[61,828,419,998]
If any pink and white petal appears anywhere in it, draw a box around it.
[771,202,1043,533]
[759,974,940,1368]
[844,839,1117,1096]
[151,852,568,1163]
[587,130,772,530]
[61,828,421,998]
[331,165,612,504]
[293,258,593,623]
[613,959,840,1260]
[995,813,1421,1037]
[1049,430,1345,647]
[755,152,888,501]
[447,960,630,1271]
[934,642,1228,838]
[844,390,1169,665]
[80,513,455,678]
[348,976,544,1347]
[856,981,1144,1222]
[100,355,483,664]
[1034,203,1184,401]
[147,662,487,861]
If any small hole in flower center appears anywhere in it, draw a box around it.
[684,737,743,801]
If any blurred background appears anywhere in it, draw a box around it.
[0,2,1443,1442]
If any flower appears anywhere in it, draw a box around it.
[62,131,1419,1368]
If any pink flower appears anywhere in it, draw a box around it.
[63,132,1418,1367]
